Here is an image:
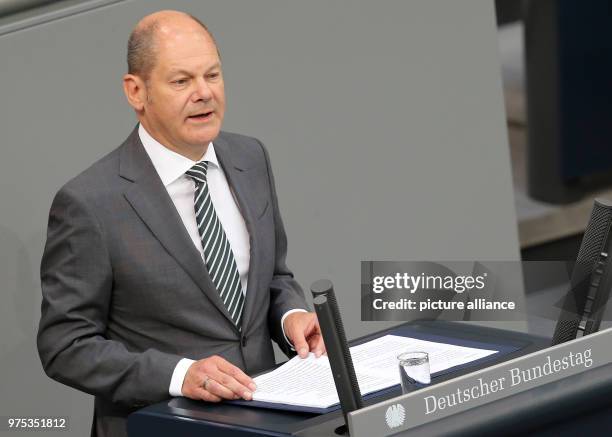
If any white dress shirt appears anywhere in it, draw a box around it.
[138,124,305,397]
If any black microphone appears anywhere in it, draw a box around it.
[311,279,362,434]
[552,198,612,344]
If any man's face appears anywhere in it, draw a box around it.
[140,27,225,156]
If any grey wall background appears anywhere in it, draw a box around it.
[0,0,518,435]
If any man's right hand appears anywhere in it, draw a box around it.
[181,355,257,402]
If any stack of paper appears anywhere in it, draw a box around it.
[252,335,497,409]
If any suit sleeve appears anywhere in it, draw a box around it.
[37,187,182,408]
[257,140,310,355]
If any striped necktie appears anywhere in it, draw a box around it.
[185,161,245,329]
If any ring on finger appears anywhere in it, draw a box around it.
[202,375,212,391]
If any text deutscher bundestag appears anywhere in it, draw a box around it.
[371,273,516,311]
[423,348,593,414]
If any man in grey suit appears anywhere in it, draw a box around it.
[37,10,324,437]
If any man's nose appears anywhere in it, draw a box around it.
[192,77,213,102]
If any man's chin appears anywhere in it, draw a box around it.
[184,124,221,144]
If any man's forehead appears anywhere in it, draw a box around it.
[157,26,214,48]
[166,61,221,75]
[156,31,219,64]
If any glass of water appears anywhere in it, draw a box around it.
[397,351,431,393]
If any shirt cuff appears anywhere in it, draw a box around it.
[169,358,196,397]
[281,308,308,350]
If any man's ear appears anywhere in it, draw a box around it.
[123,73,147,112]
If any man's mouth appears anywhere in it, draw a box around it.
[187,111,214,121]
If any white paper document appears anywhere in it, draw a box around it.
[251,334,497,409]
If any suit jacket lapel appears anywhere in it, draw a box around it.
[213,135,260,333]
[118,128,239,332]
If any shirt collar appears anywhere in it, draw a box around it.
[138,123,220,187]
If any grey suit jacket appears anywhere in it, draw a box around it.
[37,127,308,437]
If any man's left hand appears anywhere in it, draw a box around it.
[283,312,326,358]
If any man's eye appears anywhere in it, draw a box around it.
[207,73,220,80]
[174,79,188,85]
